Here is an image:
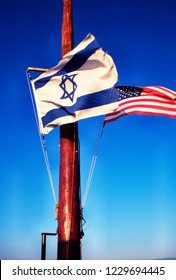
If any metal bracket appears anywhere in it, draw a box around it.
[41,232,57,260]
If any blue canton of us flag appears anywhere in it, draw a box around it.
[30,34,118,135]
[118,86,142,101]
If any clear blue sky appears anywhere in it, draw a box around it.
[1,0,176,260]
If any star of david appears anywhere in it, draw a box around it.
[59,74,77,102]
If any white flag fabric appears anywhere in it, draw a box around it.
[30,34,118,134]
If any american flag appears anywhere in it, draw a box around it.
[105,86,176,123]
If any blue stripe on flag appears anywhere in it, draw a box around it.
[42,88,119,127]
[34,38,100,90]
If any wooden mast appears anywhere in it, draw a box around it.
[57,0,81,260]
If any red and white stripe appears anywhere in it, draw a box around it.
[105,86,176,123]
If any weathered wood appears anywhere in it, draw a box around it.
[57,0,81,260]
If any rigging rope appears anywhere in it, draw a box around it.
[82,119,105,208]
[26,70,57,205]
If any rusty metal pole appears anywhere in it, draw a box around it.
[57,0,81,260]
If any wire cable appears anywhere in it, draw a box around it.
[82,119,105,208]
[26,70,57,204]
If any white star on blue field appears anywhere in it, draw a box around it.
[0,0,176,260]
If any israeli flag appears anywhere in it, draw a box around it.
[31,34,118,134]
